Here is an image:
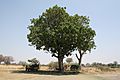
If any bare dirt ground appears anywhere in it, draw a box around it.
[0,65,120,80]
[95,72,120,80]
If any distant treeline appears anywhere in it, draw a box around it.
[0,54,14,64]
[83,61,120,68]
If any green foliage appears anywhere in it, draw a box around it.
[108,61,119,68]
[70,63,80,71]
[27,5,71,54]
[27,5,96,71]
[27,5,76,58]
[72,14,96,66]
[28,58,40,64]
[25,58,40,71]
[86,63,91,67]
[27,5,77,71]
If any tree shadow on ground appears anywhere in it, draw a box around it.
[12,70,80,75]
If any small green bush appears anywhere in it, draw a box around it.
[70,63,80,71]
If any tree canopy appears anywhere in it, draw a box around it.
[27,5,96,71]
[27,5,75,71]
[72,15,96,66]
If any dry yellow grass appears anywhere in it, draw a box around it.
[0,65,120,80]
[40,66,49,70]
[81,67,120,74]
[0,65,24,72]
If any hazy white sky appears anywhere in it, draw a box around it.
[0,0,120,64]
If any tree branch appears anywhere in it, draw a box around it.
[75,54,80,60]
[52,54,58,58]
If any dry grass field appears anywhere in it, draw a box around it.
[0,65,120,80]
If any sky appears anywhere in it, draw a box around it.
[0,0,120,64]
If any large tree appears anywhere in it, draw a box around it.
[27,5,96,72]
[71,15,96,66]
[27,5,76,72]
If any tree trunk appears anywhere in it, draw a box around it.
[76,50,83,66]
[58,57,64,72]
[79,53,83,66]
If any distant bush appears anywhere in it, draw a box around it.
[86,63,91,67]
[70,63,80,71]
[97,66,112,72]
[4,56,14,64]
[107,61,119,68]
[66,58,73,64]
[18,61,27,66]
[48,61,59,70]
[0,54,4,64]
[0,54,14,64]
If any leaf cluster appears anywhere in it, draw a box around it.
[27,5,96,58]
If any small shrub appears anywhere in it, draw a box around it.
[66,58,73,64]
[48,61,59,70]
[70,63,80,71]
[97,66,113,72]
[63,64,70,71]
[18,61,27,67]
